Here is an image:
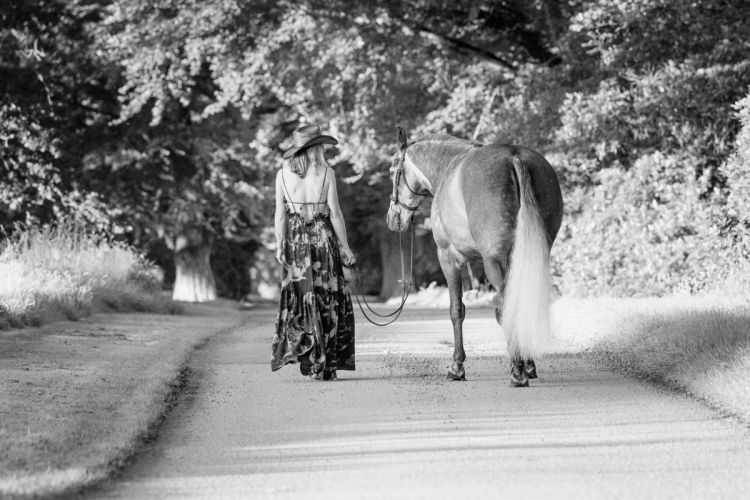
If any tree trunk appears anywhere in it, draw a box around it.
[379,235,404,299]
[172,231,217,302]
[249,245,280,300]
[542,0,564,42]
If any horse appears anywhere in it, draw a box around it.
[385,127,563,387]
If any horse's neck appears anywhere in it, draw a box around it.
[408,140,469,191]
[405,156,436,194]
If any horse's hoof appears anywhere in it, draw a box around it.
[446,364,466,381]
[510,359,529,387]
[525,359,538,379]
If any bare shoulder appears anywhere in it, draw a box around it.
[325,167,338,190]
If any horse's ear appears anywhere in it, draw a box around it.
[397,126,408,149]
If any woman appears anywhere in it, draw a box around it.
[271,124,356,381]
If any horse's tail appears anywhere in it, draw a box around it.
[502,156,552,359]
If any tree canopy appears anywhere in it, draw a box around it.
[2,0,749,298]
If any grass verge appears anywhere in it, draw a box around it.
[0,301,246,499]
[552,296,750,422]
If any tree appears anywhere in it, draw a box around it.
[721,88,750,262]
[0,0,114,231]
[545,0,750,295]
[266,1,566,296]
[9,0,745,300]
[85,0,454,299]
[85,0,285,301]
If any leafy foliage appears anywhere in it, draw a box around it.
[0,1,114,229]
[720,89,750,264]
[2,0,749,298]
[544,0,750,296]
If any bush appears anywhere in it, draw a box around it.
[543,1,750,297]
[0,225,177,330]
[126,259,165,293]
[721,88,750,259]
[551,149,750,297]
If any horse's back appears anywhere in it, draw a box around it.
[460,143,563,252]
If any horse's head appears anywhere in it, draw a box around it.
[386,127,431,232]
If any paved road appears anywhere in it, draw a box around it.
[89,305,750,499]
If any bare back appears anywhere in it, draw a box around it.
[279,166,330,219]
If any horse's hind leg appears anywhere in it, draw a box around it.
[525,358,537,379]
[437,248,466,381]
[484,256,530,387]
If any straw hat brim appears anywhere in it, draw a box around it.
[282,135,338,159]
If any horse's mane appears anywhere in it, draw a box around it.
[410,134,481,168]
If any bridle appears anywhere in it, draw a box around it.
[346,143,433,326]
[390,145,432,212]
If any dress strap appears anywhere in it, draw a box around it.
[318,168,328,204]
[280,170,296,205]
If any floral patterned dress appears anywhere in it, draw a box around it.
[271,171,355,379]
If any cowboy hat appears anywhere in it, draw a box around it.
[282,124,338,159]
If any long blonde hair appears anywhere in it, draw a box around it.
[288,144,327,177]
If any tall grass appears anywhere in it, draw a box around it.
[0,225,177,329]
[552,296,750,422]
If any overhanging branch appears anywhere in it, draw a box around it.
[297,5,518,71]
[412,23,517,72]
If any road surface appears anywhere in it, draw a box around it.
[88,306,750,499]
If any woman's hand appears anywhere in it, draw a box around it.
[340,246,356,267]
[276,247,284,265]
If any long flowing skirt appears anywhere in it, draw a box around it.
[271,212,355,376]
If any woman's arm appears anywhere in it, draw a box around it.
[326,168,356,265]
[274,170,287,264]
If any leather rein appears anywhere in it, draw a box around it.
[348,226,414,326]
[348,145,432,326]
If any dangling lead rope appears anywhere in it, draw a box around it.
[358,225,411,318]
[347,225,415,326]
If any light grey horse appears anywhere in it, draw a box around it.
[386,127,563,387]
